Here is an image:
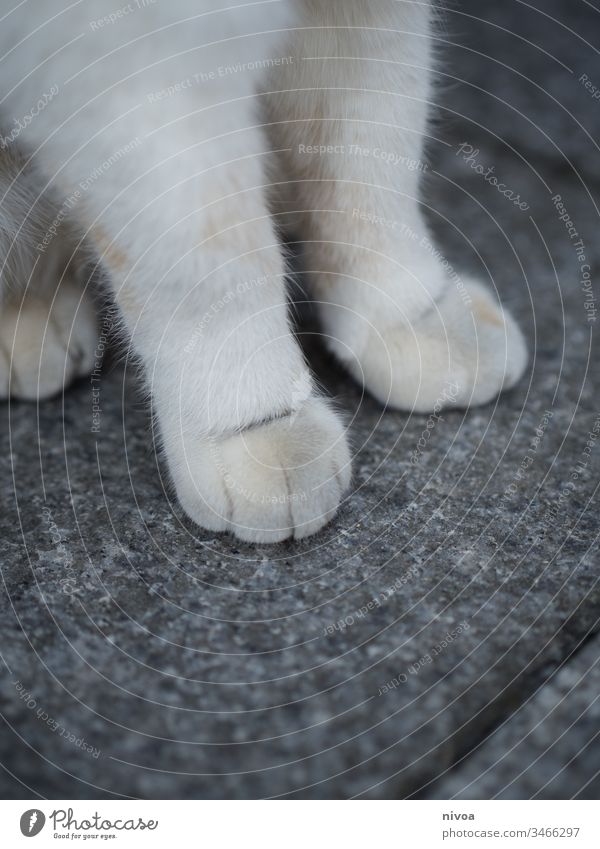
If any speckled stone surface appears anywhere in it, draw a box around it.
[427,634,600,799]
[1,0,599,799]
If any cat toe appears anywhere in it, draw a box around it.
[339,278,527,413]
[0,280,97,401]
[168,397,352,543]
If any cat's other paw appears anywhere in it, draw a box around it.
[0,280,97,400]
[167,397,351,543]
[340,278,527,413]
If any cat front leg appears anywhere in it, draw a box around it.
[85,130,351,542]
[0,86,350,540]
[0,1,353,541]
[268,0,527,412]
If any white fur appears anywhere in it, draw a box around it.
[0,275,97,400]
[0,0,527,541]
[168,396,351,542]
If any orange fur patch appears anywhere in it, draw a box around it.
[92,225,129,273]
[473,296,504,328]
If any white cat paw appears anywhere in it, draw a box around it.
[0,280,97,400]
[168,397,352,543]
[341,278,527,413]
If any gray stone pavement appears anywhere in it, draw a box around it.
[1,0,599,798]
[427,634,600,799]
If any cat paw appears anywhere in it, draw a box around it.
[340,278,527,412]
[168,397,352,543]
[0,280,97,400]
